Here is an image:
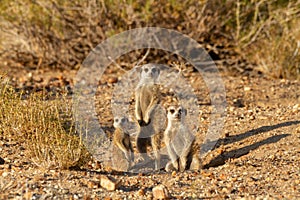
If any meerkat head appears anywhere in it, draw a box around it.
[139,64,160,83]
[113,116,129,129]
[167,105,187,122]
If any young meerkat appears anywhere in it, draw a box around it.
[135,64,163,170]
[113,116,134,167]
[164,105,200,172]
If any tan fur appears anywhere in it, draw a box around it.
[113,117,134,167]
[135,64,163,170]
[164,105,201,172]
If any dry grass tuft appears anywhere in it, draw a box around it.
[234,0,300,79]
[0,74,90,169]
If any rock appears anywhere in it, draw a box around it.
[107,77,118,84]
[100,175,120,191]
[23,192,32,199]
[171,171,177,177]
[296,126,300,133]
[2,171,9,177]
[152,184,170,200]
[137,187,146,196]
[244,86,251,91]
[87,180,98,189]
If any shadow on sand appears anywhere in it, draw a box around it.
[203,120,300,168]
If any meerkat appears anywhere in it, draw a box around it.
[134,64,163,170]
[164,105,200,172]
[113,116,134,167]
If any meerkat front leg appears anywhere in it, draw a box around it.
[115,136,131,162]
[179,143,192,172]
[151,132,161,170]
[166,143,179,171]
[125,137,134,165]
[143,88,159,125]
[165,161,177,172]
[135,91,143,125]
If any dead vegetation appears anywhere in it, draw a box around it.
[0,74,90,169]
[0,0,299,79]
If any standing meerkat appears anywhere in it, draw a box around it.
[113,116,134,167]
[135,64,163,170]
[164,105,200,172]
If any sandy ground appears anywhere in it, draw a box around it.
[0,65,299,199]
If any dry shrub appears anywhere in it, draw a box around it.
[0,0,299,79]
[0,0,203,69]
[242,1,300,79]
[0,74,90,169]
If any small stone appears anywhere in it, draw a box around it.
[23,192,32,199]
[2,171,9,177]
[137,187,146,196]
[221,187,230,193]
[107,77,118,84]
[296,126,300,133]
[171,171,177,177]
[100,175,120,191]
[87,180,98,189]
[219,174,227,180]
[152,184,170,200]
[244,87,251,91]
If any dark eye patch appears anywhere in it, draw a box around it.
[121,118,126,123]
[144,68,149,73]
[169,109,175,114]
[115,118,119,123]
[152,68,157,73]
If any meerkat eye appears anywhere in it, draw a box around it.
[169,109,175,114]
[121,118,126,123]
[115,118,119,123]
[152,68,157,73]
[144,68,149,73]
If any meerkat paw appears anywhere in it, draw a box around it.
[165,161,178,172]
[136,156,144,163]
[179,159,187,172]
[136,154,149,163]
[179,163,186,172]
[143,115,151,125]
[190,156,201,171]
[125,152,134,164]
[154,159,161,171]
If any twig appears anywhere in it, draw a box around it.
[135,48,150,67]
[107,56,127,72]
